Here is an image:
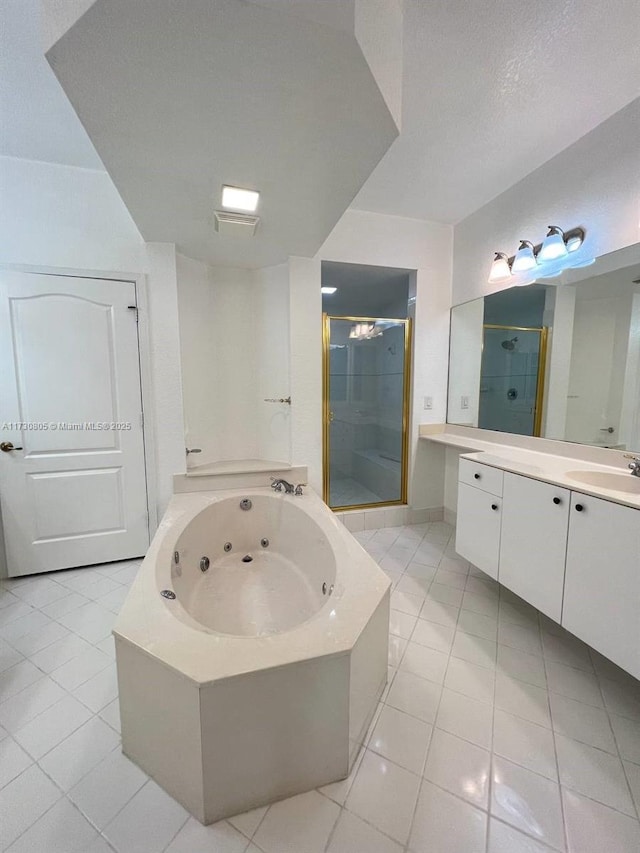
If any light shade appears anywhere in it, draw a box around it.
[538,226,568,262]
[511,240,537,272]
[221,185,260,212]
[321,286,337,294]
[488,252,512,283]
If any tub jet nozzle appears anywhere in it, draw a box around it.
[242,554,253,563]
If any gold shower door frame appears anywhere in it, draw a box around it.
[482,323,549,437]
[322,314,412,511]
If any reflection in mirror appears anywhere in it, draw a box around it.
[447,246,640,452]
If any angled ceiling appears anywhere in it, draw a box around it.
[0,0,102,168]
[43,0,399,268]
[353,0,640,223]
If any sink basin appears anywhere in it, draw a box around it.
[566,470,640,494]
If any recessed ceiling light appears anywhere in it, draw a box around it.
[221,185,260,212]
[321,287,337,295]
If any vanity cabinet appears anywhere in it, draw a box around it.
[456,460,503,580]
[563,493,640,679]
[499,473,570,623]
[456,458,640,680]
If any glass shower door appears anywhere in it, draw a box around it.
[478,325,548,436]
[323,316,410,510]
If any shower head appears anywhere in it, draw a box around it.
[501,337,518,351]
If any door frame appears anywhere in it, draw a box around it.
[0,263,158,543]
[482,323,549,437]
[322,313,412,511]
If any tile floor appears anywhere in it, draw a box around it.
[1,523,640,852]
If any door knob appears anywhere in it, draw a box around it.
[328,411,335,423]
[0,442,22,452]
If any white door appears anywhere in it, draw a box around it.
[562,493,640,679]
[456,483,502,579]
[0,271,150,576]
[499,473,570,622]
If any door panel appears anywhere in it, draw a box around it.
[455,483,501,579]
[499,473,569,622]
[0,271,149,576]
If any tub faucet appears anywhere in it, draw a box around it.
[625,455,640,477]
[270,477,295,494]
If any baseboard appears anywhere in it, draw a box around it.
[336,505,445,531]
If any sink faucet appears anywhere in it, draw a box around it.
[625,455,640,477]
[270,477,295,494]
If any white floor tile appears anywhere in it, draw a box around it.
[0,642,23,675]
[318,749,364,806]
[253,790,340,853]
[555,733,635,815]
[165,816,248,853]
[458,608,498,642]
[9,622,69,657]
[385,669,442,723]
[545,660,604,708]
[0,764,62,849]
[103,779,189,853]
[498,622,542,657]
[541,632,593,672]
[57,602,115,644]
[410,618,455,653]
[600,677,640,723]
[68,746,148,829]
[40,593,89,620]
[0,737,33,789]
[495,673,551,728]
[0,611,52,644]
[562,787,640,853]
[6,797,98,853]
[400,642,449,684]
[609,712,640,764]
[435,687,493,749]
[419,598,460,628]
[623,759,640,814]
[369,705,432,774]
[390,590,423,618]
[491,756,565,850]
[451,630,497,669]
[408,780,487,853]
[99,697,122,733]
[389,609,417,640]
[49,646,112,691]
[488,817,558,852]
[39,716,121,791]
[492,709,557,780]
[428,583,464,607]
[445,657,496,704]
[497,644,547,688]
[423,728,490,808]
[327,809,402,853]
[404,561,437,581]
[346,749,420,844]
[388,634,407,667]
[227,805,268,839]
[549,692,617,753]
[0,676,66,732]
[28,634,93,674]
[433,568,467,590]
[0,661,43,703]
[462,590,499,618]
[74,663,119,713]
[13,694,92,759]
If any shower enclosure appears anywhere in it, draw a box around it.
[478,324,548,436]
[323,315,411,510]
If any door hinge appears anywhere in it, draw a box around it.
[127,305,139,323]
[140,411,144,429]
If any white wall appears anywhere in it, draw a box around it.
[0,155,185,516]
[453,99,640,306]
[287,209,453,508]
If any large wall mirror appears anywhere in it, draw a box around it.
[447,244,640,452]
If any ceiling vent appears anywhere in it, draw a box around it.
[214,211,260,237]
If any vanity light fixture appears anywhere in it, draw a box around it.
[488,226,586,283]
[321,286,337,295]
[538,226,569,261]
[488,252,513,283]
[511,240,538,272]
[221,185,260,212]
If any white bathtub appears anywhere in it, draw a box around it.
[114,485,390,824]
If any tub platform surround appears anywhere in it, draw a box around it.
[113,486,390,824]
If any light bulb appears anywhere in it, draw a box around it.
[488,252,512,283]
[538,226,568,262]
[511,240,537,272]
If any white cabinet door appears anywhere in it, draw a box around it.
[456,483,502,579]
[499,473,570,622]
[0,271,150,576]
[563,493,640,679]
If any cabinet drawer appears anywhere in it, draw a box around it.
[459,458,503,497]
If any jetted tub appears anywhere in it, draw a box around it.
[114,485,390,824]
